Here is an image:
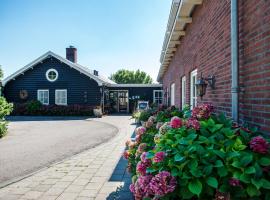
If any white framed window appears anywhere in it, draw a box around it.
[55,89,67,105]
[37,90,49,105]
[170,83,175,106]
[153,90,163,105]
[181,76,186,108]
[190,69,198,109]
[46,69,58,82]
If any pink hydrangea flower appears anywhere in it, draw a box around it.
[136,161,151,175]
[137,143,147,154]
[148,116,156,123]
[187,118,200,130]
[156,122,164,130]
[159,122,171,135]
[149,171,177,196]
[122,151,129,159]
[135,126,146,135]
[192,103,214,120]
[170,116,183,129]
[135,134,141,143]
[140,152,148,163]
[153,151,166,163]
[145,121,154,128]
[129,184,135,193]
[130,175,153,199]
[229,178,241,187]
[249,136,269,154]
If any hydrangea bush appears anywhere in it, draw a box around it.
[124,104,270,200]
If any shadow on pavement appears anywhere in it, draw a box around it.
[6,116,93,122]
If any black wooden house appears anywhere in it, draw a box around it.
[3,47,162,113]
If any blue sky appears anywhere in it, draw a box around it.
[0,0,171,82]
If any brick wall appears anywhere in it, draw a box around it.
[238,0,270,133]
[161,0,270,133]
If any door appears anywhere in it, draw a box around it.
[118,91,128,113]
[108,90,129,113]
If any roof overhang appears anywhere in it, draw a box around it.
[2,51,109,86]
[157,0,203,82]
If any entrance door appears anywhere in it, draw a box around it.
[118,91,128,113]
[109,90,129,113]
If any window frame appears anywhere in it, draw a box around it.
[181,76,186,108]
[190,69,198,109]
[153,90,163,105]
[46,68,58,82]
[55,89,67,106]
[37,89,49,105]
[170,83,175,106]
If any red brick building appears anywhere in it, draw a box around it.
[157,0,270,133]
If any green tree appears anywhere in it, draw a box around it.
[110,69,153,84]
[0,65,3,80]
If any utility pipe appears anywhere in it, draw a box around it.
[231,0,239,122]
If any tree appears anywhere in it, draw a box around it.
[0,65,3,80]
[110,69,153,84]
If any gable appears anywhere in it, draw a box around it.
[3,51,112,86]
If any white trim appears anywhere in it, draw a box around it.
[37,89,49,105]
[46,68,58,82]
[153,90,163,105]
[55,89,67,106]
[2,51,111,86]
[157,0,203,82]
[190,69,197,109]
[170,83,175,106]
[181,76,186,108]
[109,84,162,88]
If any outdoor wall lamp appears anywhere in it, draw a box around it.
[196,73,216,99]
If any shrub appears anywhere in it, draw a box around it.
[0,97,13,138]
[124,104,270,200]
[26,100,42,114]
[12,103,94,116]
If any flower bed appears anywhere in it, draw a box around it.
[124,104,270,199]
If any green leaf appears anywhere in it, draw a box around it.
[245,166,256,174]
[251,178,263,190]
[213,150,225,159]
[171,168,178,177]
[190,169,203,178]
[217,167,228,177]
[146,168,156,173]
[146,152,155,159]
[203,165,213,176]
[214,160,224,168]
[206,177,218,188]
[227,151,240,159]
[174,154,185,162]
[232,160,242,169]
[239,173,251,183]
[188,160,198,170]
[207,118,215,127]
[259,157,270,166]
[186,133,197,141]
[247,185,260,197]
[241,154,253,166]
[188,179,202,196]
[262,179,270,189]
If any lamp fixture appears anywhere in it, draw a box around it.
[196,72,216,99]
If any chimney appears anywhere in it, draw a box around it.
[66,46,77,63]
[93,70,99,76]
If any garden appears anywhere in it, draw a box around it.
[124,104,270,200]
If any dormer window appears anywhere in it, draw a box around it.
[46,69,58,82]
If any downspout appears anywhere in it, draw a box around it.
[231,0,239,122]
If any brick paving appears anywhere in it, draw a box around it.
[0,115,135,200]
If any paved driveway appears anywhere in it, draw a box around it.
[0,117,118,185]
